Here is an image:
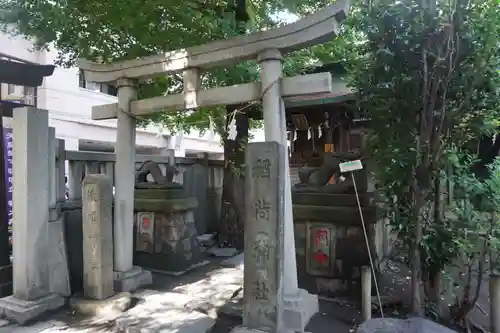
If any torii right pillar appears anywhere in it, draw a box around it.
[257,49,319,332]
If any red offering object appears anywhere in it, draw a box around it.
[142,217,150,229]
[306,225,333,276]
[313,250,328,265]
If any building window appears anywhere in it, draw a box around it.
[78,69,86,89]
[79,68,101,91]
[79,68,117,96]
[108,85,118,96]
[0,55,38,107]
[23,86,35,106]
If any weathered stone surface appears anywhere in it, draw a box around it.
[114,292,215,333]
[357,318,458,333]
[114,266,152,292]
[0,109,64,325]
[134,208,204,275]
[82,174,114,300]
[0,293,64,325]
[11,107,51,301]
[48,218,71,297]
[134,186,204,276]
[69,292,133,317]
[243,141,286,331]
[282,289,319,333]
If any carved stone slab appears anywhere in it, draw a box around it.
[82,174,114,300]
[243,141,285,331]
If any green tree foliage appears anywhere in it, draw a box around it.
[0,0,354,133]
[347,0,500,315]
[0,0,361,248]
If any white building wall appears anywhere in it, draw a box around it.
[0,31,41,63]
[1,32,224,157]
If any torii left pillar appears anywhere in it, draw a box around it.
[112,78,152,291]
[257,49,319,332]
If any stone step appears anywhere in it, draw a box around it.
[292,192,371,207]
[293,205,377,225]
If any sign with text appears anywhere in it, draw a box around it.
[3,128,13,231]
[339,159,363,173]
[243,141,285,331]
[81,174,114,300]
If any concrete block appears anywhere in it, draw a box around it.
[283,290,319,333]
[114,266,152,292]
[0,293,64,325]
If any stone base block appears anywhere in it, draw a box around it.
[0,293,64,324]
[283,289,319,333]
[114,266,152,292]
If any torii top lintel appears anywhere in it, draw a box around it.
[78,0,350,83]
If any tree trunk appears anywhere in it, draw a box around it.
[411,165,428,315]
[216,0,249,250]
[217,107,249,250]
[410,215,423,315]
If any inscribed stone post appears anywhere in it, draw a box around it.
[244,141,285,331]
[12,107,50,301]
[82,174,114,300]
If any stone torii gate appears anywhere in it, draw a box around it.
[79,1,351,331]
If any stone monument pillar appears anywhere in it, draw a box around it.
[82,174,114,300]
[257,49,319,332]
[113,78,152,291]
[0,107,64,324]
[231,141,289,333]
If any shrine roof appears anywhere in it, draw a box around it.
[0,58,55,87]
[0,56,55,117]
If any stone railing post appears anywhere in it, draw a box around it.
[257,49,319,332]
[68,161,84,200]
[0,107,64,324]
[113,78,152,291]
[48,133,71,298]
[56,139,66,202]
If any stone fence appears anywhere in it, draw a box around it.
[58,149,224,293]
[64,150,224,234]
